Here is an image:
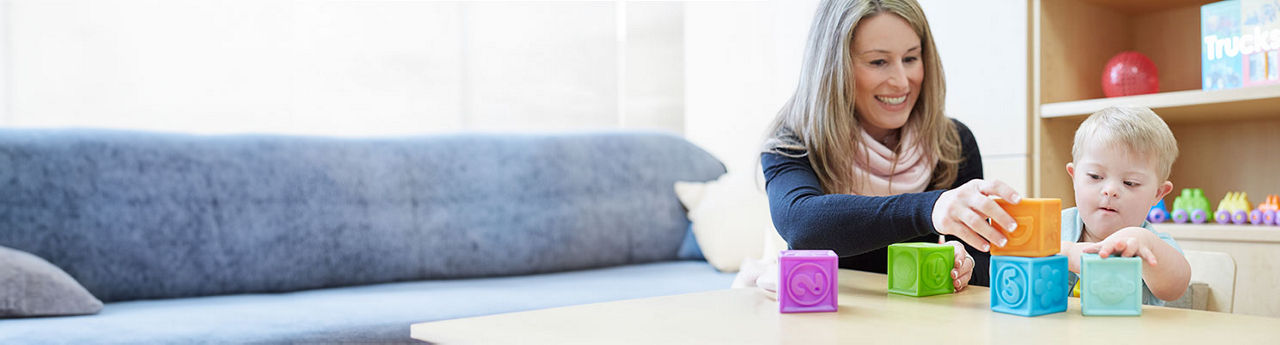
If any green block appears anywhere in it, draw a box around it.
[887,242,954,297]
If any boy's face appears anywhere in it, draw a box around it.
[1067,140,1173,238]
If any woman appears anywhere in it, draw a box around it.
[761,0,1020,291]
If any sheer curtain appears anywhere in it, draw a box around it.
[0,0,683,136]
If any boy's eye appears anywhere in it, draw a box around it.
[1124,181,1140,187]
[1087,173,1101,180]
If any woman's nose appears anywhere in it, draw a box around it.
[888,64,909,89]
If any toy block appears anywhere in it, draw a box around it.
[1081,254,1143,316]
[779,250,838,313]
[989,255,1068,317]
[887,243,953,297]
[990,198,1061,257]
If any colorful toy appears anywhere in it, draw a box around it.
[1214,192,1252,225]
[1081,254,1143,316]
[1249,194,1280,225]
[779,250,838,313]
[990,198,1062,257]
[1170,188,1211,224]
[1146,199,1169,223]
[990,255,1068,317]
[1071,278,1081,298]
[887,243,953,297]
[1102,51,1159,97]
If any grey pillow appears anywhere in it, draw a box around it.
[0,246,103,317]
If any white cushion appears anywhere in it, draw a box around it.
[675,172,787,272]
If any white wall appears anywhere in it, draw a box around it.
[685,2,781,179]
[2,0,682,136]
[684,0,1028,194]
[921,0,1028,194]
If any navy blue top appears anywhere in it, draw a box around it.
[762,119,990,286]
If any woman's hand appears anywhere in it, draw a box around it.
[931,179,1022,252]
[941,240,974,292]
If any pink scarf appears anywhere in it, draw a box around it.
[849,129,934,196]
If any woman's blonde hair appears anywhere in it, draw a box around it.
[761,0,961,194]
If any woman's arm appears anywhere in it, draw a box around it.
[943,119,992,286]
[762,152,945,256]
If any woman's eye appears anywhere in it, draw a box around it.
[870,59,887,67]
[903,56,919,63]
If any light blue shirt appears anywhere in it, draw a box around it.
[1061,207,1183,306]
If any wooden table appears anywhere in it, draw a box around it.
[411,270,1279,344]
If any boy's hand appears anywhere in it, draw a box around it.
[941,240,974,292]
[1058,241,1090,273]
[1080,227,1159,265]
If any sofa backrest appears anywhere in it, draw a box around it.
[0,129,724,302]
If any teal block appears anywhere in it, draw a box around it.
[1081,254,1143,316]
[887,242,953,297]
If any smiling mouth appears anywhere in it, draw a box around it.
[874,95,907,105]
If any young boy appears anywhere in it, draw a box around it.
[1059,105,1191,305]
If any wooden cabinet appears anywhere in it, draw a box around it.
[1030,0,1280,317]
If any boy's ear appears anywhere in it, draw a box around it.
[1065,162,1075,179]
[1156,180,1174,200]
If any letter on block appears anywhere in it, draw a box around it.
[887,243,953,297]
[990,255,1068,316]
[991,198,1061,257]
[1081,254,1143,316]
[779,250,838,313]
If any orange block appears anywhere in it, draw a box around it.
[990,198,1061,257]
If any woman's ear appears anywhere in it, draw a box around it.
[1065,162,1075,179]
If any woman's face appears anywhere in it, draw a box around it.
[851,13,923,141]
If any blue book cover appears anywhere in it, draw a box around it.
[1203,0,1243,90]
[1202,0,1280,90]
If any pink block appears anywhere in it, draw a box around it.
[779,250,838,313]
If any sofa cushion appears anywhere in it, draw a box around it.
[0,261,733,344]
[676,223,705,260]
[0,130,725,302]
[0,246,103,318]
[674,172,786,272]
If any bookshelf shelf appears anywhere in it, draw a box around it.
[1041,84,1280,123]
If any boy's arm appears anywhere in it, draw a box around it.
[1058,241,1089,274]
[1084,227,1192,301]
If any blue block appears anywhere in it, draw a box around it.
[990,255,1068,317]
[1081,254,1143,316]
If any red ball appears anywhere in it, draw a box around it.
[1101,51,1159,97]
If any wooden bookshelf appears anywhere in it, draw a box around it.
[1031,0,1280,317]
[1031,0,1280,208]
[1041,84,1280,122]
[1154,223,1280,243]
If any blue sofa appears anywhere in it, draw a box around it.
[0,129,733,344]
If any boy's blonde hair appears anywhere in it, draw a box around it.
[1072,106,1178,180]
